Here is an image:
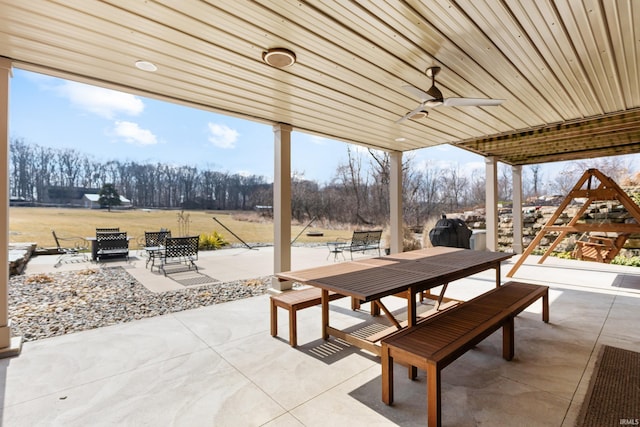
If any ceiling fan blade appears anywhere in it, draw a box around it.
[401,85,435,102]
[396,103,427,123]
[443,97,504,107]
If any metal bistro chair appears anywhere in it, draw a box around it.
[51,230,89,267]
[160,235,199,276]
[144,230,171,269]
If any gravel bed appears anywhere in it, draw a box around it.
[9,267,271,342]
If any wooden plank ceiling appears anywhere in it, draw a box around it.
[0,0,638,165]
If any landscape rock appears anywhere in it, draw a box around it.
[9,267,271,342]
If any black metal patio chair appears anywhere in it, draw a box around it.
[52,230,89,267]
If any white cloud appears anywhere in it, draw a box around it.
[434,144,453,152]
[432,159,484,178]
[112,121,158,145]
[22,71,57,87]
[58,81,144,119]
[309,135,327,145]
[207,123,239,149]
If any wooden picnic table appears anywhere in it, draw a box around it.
[275,247,514,355]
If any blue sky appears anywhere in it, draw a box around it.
[11,68,631,187]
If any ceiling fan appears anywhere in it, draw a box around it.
[396,66,504,123]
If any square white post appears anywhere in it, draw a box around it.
[512,165,524,253]
[272,123,292,291]
[485,157,498,252]
[0,58,22,357]
[389,151,403,253]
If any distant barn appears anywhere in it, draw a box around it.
[39,186,131,209]
[82,193,132,209]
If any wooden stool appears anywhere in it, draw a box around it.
[270,287,344,347]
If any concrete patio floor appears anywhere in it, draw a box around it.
[2,246,640,426]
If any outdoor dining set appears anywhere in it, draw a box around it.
[142,230,200,276]
[52,228,200,275]
[272,246,550,427]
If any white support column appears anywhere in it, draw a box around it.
[512,165,524,254]
[0,58,22,358]
[485,157,499,252]
[271,123,292,291]
[389,151,403,253]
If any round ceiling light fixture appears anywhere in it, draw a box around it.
[262,48,296,68]
[409,110,428,120]
[135,60,157,72]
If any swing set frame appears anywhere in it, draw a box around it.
[507,168,640,277]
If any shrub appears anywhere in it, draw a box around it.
[528,250,640,267]
[383,225,422,251]
[611,256,640,267]
[199,231,229,250]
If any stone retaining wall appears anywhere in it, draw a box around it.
[9,243,37,276]
[454,198,640,257]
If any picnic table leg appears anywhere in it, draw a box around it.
[495,263,501,287]
[321,289,329,340]
[542,289,549,323]
[407,287,418,379]
[407,287,417,327]
[371,300,380,316]
[426,363,441,427]
[502,317,515,361]
[381,344,394,405]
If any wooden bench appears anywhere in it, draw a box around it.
[270,287,345,347]
[340,230,383,260]
[572,232,629,263]
[381,281,549,427]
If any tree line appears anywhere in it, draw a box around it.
[9,138,272,211]
[9,137,637,227]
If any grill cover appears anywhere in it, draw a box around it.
[428,216,472,249]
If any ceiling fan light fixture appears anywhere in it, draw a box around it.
[263,48,296,68]
[410,110,428,120]
[425,66,441,78]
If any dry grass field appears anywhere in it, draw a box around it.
[10,207,353,249]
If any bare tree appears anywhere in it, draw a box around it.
[32,145,55,202]
[551,169,579,194]
[9,137,34,200]
[527,164,542,198]
[572,157,632,183]
[335,146,371,225]
[498,164,512,201]
[468,169,485,207]
[439,166,468,212]
[56,148,83,187]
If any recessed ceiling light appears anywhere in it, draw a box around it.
[395,137,406,142]
[262,48,296,68]
[135,60,157,72]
